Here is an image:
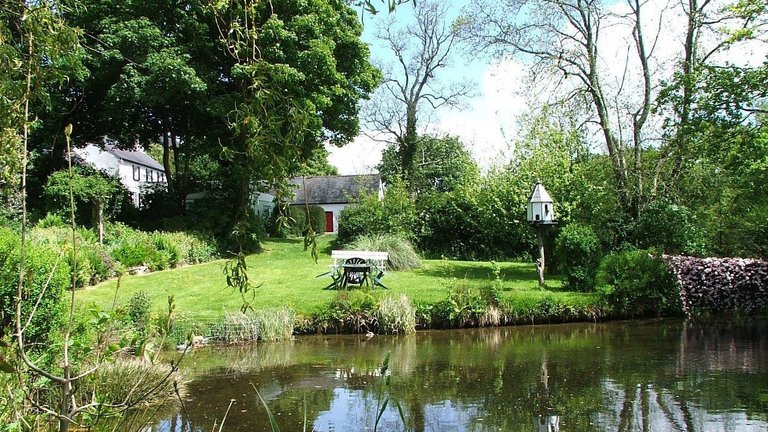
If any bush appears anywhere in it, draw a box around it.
[0,227,70,345]
[348,234,421,271]
[337,179,416,245]
[555,223,601,292]
[599,249,681,317]
[127,291,152,335]
[317,291,378,333]
[635,199,706,255]
[429,282,486,328]
[377,294,416,335]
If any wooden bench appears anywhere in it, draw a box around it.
[322,250,389,289]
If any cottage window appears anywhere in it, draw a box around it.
[132,165,140,181]
[148,170,154,182]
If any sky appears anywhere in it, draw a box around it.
[326,0,767,175]
[326,0,524,175]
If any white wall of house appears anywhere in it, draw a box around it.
[76,144,166,207]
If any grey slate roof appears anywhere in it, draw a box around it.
[290,174,381,205]
[108,145,164,170]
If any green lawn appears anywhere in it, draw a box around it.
[77,235,594,320]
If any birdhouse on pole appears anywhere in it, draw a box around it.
[527,182,555,224]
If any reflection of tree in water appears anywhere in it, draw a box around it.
[155,320,768,431]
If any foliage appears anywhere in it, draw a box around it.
[0,227,69,346]
[555,224,602,292]
[0,0,85,199]
[667,256,768,316]
[44,166,123,240]
[317,290,378,333]
[635,199,705,255]
[348,234,421,271]
[430,282,487,328]
[376,294,416,335]
[337,179,417,244]
[279,205,327,237]
[127,291,151,335]
[79,358,181,408]
[255,307,296,342]
[364,0,471,184]
[209,312,260,344]
[378,134,479,195]
[599,250,681,317]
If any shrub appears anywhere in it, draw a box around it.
[376,294,416,335]
[555,223,601,292]
[158,232,217,265]
[337,179,416,245]
[635,199,706,255]
[317,291,377,333]
[348,234,421,271]
[430,282,486,328]
[666,256,768,315]
[127,291,152,335]
[0,227,70,345]
[36,212,67,228]
[255,307,295,341]
[599,249,681,317]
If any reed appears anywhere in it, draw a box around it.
[376,294,416,335]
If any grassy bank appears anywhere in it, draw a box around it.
[77,235,602,336]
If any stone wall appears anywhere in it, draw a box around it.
[665,256,768,316]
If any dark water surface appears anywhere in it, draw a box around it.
[154,320,768,431]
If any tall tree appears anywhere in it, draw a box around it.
[364,0,473,185]
[64,0,210,205]
[207,0,380,231]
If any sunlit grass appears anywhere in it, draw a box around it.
[77,235,589,321]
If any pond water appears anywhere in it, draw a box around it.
[152,319,768,432]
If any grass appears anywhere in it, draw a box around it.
[77,235,595,323]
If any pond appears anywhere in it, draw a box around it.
[152,319,768,431]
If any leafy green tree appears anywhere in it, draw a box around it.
[337,179,417,244]
[45,167,122,244]
[0,0,84,214]
[555,223,601,292]
[378,134,478,195]
[192,0,380,239]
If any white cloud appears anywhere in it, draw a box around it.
[326,135,387,175]
[434,59,530,171]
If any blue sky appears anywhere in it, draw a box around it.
[326,1,521,174]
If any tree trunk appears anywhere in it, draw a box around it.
[162,130,175,196]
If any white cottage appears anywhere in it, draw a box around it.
[290,174,383,233]
[74,144,167,207]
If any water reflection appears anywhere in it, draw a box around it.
[147,320,768,432]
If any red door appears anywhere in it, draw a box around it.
[325,211,334,233]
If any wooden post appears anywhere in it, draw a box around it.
[536,225,545,289]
